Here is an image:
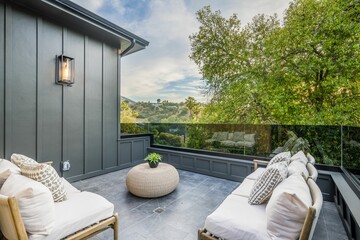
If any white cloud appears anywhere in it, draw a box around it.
[71,0,291,103]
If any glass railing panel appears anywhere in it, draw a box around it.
[149,123,187,147]
[120,123,347,167]
[120,123,150,135]
[343,126,360,181]
[243,124,271,157]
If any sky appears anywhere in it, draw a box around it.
[71,0,291,103]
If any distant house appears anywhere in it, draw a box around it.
[0,0,149,180]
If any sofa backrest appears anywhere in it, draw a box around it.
[0,194,28,240]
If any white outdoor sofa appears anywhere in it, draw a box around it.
[198,152,323,240]
[0,158,118,240]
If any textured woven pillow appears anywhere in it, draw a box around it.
[11,153,39,168]
[248,162,288,205]
[268,151,291,166]
[20,163,67,202]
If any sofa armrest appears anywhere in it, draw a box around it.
[253,159,268,170]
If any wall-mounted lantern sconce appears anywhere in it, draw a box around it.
[56,55,75,86]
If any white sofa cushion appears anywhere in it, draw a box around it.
[290,150,308,165]
[246,167,266,180]
[268,152,291,166]
[249,162,288,205]
[204,194,269,240]
[29,191,114,240]
[232,132,245,142]
[231,178,256,197]
[266,174,312,240]
[0,174,55,236]
[288,160,309,179]
[307,153,316,165]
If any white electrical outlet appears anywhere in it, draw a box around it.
[62,160,71,171]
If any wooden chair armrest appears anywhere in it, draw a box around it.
[41,161,53,165]
[253,159,269,170]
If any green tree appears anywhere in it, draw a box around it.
[184,97,201,117]
[120,101,138,123]
[190,1,360,125]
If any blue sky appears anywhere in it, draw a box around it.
[71,0,291,103]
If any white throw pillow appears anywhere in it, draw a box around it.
[307,153,316,165]
[0,159,21,188]
[288,161,309,179]
[248,162,288,205]
[0,159,20,173]
[0,174,55,235]
[290,150,308,165]
[266,174,312,240]
[268,151,291,166]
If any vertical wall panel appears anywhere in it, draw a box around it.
[84,37,103,173]
[63,29,85,178]
[37,20,62,169]
[103,44,118,169]
[0,2,4,158]
[5,6,37,158]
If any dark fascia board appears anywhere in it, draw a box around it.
[7,0,149,56]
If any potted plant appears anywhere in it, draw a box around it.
[144,153,162,168]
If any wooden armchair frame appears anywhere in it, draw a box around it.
[0,195,119,240]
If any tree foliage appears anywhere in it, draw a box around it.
[190,0,360,125]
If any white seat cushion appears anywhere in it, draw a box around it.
[29,191,114,240]
[205,195,269,240]
[246,167,266,180]
[231,178,256,197]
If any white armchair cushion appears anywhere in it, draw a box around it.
[0,174,55,236]
[0,160,20,188]
[30,191,114,240]
[266,174,312,240]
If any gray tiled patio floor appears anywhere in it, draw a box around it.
[72,167,348,240]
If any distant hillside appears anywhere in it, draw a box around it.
[121,96,136,105]
[121,97,191,123]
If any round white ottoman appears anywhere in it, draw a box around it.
[126,163,179,198]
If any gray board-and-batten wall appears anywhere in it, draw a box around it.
[0,0,149,181]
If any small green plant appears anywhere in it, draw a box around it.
[144,153,162,164]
